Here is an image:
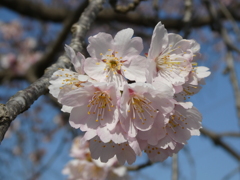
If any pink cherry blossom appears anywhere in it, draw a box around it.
[157,102,202,149]
[60,82,120,131]
[62,159,108,180]
[137,112,166,146]
[69,136,90,159]
[49,45,91,112]
[174,66,211,101]
[89,136,141,165]
[49,45,87,98]
[84,28,147,90]
[120,82,174,137]
[147,22,198,87]
[63,136,128,180]
[82,121,129,145]
[144,142,184,162]
[49,22,210,165]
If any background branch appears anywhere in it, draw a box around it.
[127,160,152,171]
[0,0,68,22]
[200,128,240,161]
[26,0,89,82]
[2,0,240,30]
[109,0,145,13]
[172,154,178,180]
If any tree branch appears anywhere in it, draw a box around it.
[26,0,89,82]
[200,128,240,161]
[172,154,178,180]
[203,0,240,125]
[182,0,193,38]
[225,51,240,125]
[1,0,240,29]
[127,160,152,171]
[0,0,68,22]
[109,0,145,13]
[0,0,105,143]
[217,132,240,137]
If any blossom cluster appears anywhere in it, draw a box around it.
[49,22,210,165]
[62,136,128,180]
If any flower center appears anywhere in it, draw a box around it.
[87,91,114,122]
[156,54,181,71]
[100,49,125,76]
[128,94,156,124]
[155,47,182,72]
[57,68,85,89]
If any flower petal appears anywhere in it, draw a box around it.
[148,22,168,59]
[87,32,114,59]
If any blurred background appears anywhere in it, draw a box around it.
[0,0,239,179]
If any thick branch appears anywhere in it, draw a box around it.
[0,0,68,22]
[0,0,105,143]
[1,0,240,29]
[97,9,216,30]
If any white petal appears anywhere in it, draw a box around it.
[148,22,168,60]
[87,32,113,59]
[114,28,143,57]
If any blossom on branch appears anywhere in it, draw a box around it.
[49,21,211,166]
[84,28,147,90]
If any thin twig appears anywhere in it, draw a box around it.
[27,138,66,180]
[222,166,240,180]
[226,51,240,125]
[217,0,240,40]
[183,0,193,38]
[172,154,178,180]
[217,132,240,137]
[203,0,240,125]
[127,160,152,171]
[200,128,240,161]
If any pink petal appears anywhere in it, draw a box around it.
[84,57,107,82]
[122,55,147,82]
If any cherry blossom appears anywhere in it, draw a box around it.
[48,22,210,165]
[49,45,91,112]
[89,136,141,165]
[147,22,198,87]
[120,82,174,137]
[60,82,120,131]
[144,142,184,162]
[157,102,202,149]
[63,136,128,180]
[84,28,147,90]
[175,66,211,101]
